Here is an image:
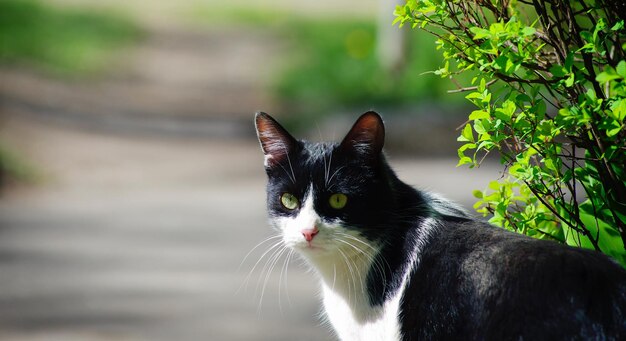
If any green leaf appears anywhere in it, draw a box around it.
[578,42,595,52]
[599,118,623,137]
[456,156,473,167]
[477,140,495,150]
[474,120,487,134]
[458,143,477,152]
[565,202,626,267]
[564,52,574,70]
[544,158,556,172]
[549,65,566,78]
[616,60,626,78]
[462,123,475,142]
[494,100,516,122]
[494,55,509,71]
[469,27,491,40]
[521,26,536,36]
[562,169,573,183]
[593,18,606,42]
[465,92,483,100]
[580,30,593,43]
[607,126,622,137]
[610,99,626,121]
[596,72,621,83]
[565,73,575,87]
[516,94,531,103]
[469,110,490,120]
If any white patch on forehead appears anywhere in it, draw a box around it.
[295,187,318,233]
[301,186,315,213]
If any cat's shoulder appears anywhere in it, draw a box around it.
[418,216,626,301]
[401,216,626,340]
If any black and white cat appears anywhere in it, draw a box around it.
[254,111,626,340]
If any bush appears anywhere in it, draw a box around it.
[275,19,456,116]
[395,0,626,266]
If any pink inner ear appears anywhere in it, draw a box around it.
[354,114,382,141]
[341,111,385,155]
[255,112,296,166]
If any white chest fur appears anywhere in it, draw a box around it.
[322,282,403,341]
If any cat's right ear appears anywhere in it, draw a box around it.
[339,111,385,160]
[255,112,298,168]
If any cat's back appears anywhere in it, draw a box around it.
[400,219,626,341]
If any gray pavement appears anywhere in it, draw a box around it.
[0,117,325,341]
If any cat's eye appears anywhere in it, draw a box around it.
[280,193,299,210]
[329,193,348,209]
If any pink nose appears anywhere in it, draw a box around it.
[302,228,319,242]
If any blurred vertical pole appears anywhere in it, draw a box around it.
[377,0,408,74]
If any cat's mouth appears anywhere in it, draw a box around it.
[304,243,323,250]
[294,241,325,251]
[290,238,330,254]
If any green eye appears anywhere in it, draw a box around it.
[329,193,348,209]
[280,193,299,210]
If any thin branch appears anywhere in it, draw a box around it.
[447,79,498,93]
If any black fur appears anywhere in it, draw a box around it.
[255,111,626,340]
[400,220,626,340]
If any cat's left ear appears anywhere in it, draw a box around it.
[255,112,299,168]
[339,111,385,159]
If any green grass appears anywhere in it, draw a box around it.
[0,0,141,76]
[274,18,471,129]
[0,143,40,186]
[191,7,467,128]
[277,20,457,104]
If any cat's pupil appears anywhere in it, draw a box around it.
[329,193,347,209]
[280,193,299,210]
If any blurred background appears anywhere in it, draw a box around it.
[0,0,500,340]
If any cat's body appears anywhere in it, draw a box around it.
[255,111,626,340]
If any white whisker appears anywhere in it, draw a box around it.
[257,245,288,313]
[327,164,345,186]
[337,247,358,304]
[238,235,282,272]
[335,233,390,290]
[239,240,284,295]
[325,149,334,187]
[278,248,295,312]
[332,263,337,293]
[277,162,296,184]
[283,145,297,184]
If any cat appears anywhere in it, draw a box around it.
[254,111,626,341]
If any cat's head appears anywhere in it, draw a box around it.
[255,111,396,259]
